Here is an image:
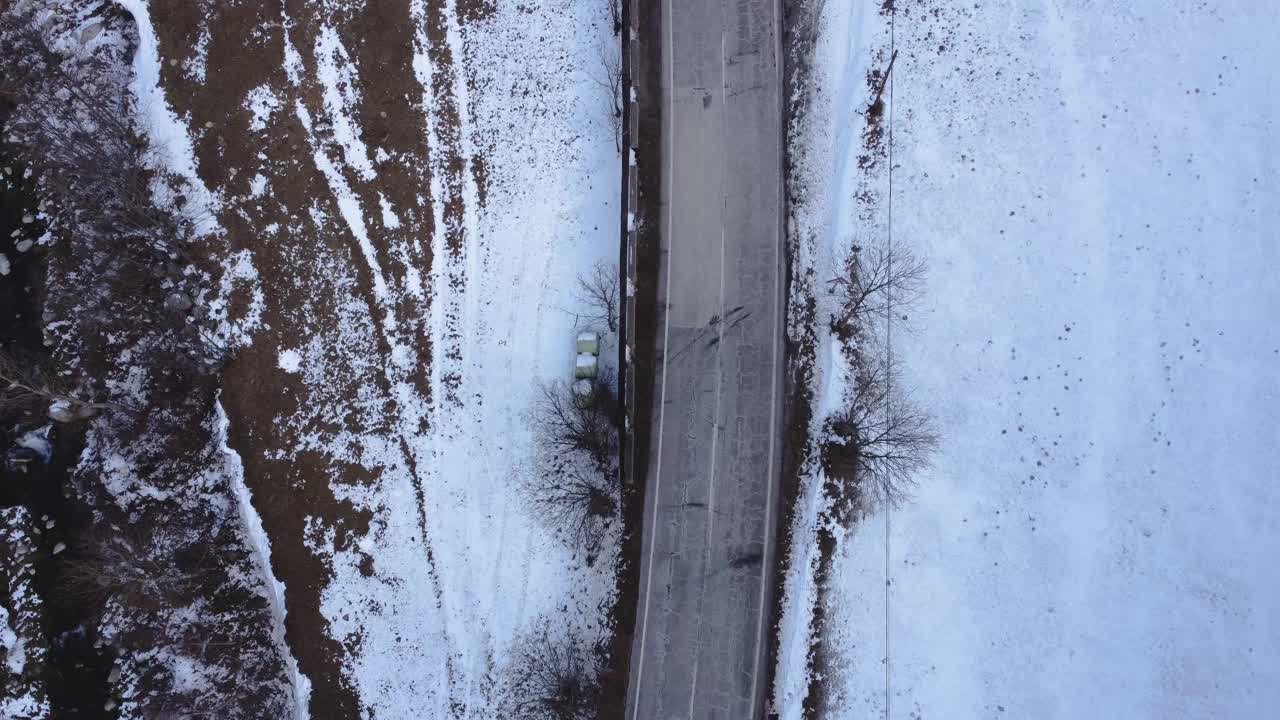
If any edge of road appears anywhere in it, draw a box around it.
[752,0,789,715]
[608,0,663,717]
[623,0,672,713]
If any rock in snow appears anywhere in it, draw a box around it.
[163,291,193,312]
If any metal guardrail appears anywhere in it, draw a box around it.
[619,0,638,486]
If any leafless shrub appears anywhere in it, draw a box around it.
[574,261,619,334]
[505,629,599,720]
[0,347,124,422]
[0,16,204,264]
[144,692,234,720]
[827,240,926,336]
[526,372,620,555]
[57,525,212,609]
[0,12,228,379]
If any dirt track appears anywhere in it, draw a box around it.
[147,1,464,713]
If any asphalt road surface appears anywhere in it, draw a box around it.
[627,0,784,718]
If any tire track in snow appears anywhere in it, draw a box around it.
[410,0,481,714]
[282,4,456,712]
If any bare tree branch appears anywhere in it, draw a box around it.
[57,525,212,609]
[821,237,938,521]
[827,240,926,334]
[0,347,127,422]
[584,38,622,152]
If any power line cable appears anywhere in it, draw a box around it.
[884,3,896,719]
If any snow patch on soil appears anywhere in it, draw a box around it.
[277,349,302,374]
[245,84,282,132]
[115,0,220,234]
[215,400,311,720]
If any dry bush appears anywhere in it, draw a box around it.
[0,16,202,264]
[0,12,228,389]
[0,347,125,422]
[505,629,599,720]
[57,525,212,610]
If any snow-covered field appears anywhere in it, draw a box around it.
[776,1,1280,717]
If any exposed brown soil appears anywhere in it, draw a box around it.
[142,0,478,714]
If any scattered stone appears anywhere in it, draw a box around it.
[79,22,104,45]
[52,541,66,554]
[22,213,34,224]
[16,239,34,252]
[0,255,9,275]
[164,291,193,312]
[48,399,98,423]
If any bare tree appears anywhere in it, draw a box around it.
[531,371,620,471]
[574,261,620,334]
[529,460,617,554]
[821,237,936,520]
[585,39,623,151]
[505,629,599,720]
[525,372,620,555]
[820,353,938,519]
[0,17,203,264]
[827,240,926,335]
[0,11,230,391]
